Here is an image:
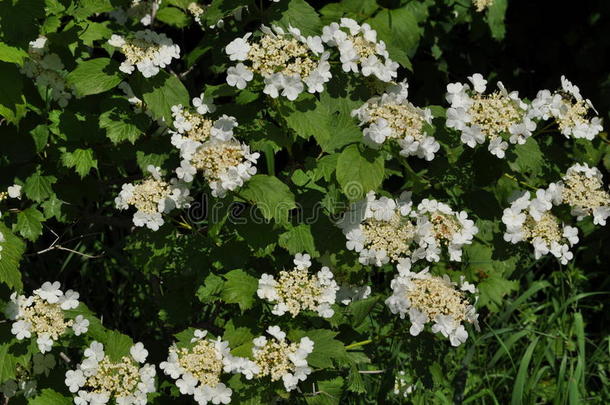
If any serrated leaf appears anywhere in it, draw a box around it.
[0,341,29,384]
[291,329,350,369]
[28,389,72,405]
[197,273,224,303]
[30,124,50,152]
[278,93,363,153]
[367,6,425,69]
[336,145,384,200]
[0,223,25,290]
[0,42,27,66]
[221,269,258,311]
[305,377,344,405]
[15,207,44,241]
[487,0,508,40]
[67,58,123,96]
[23,172,56,202]
[278,224,318,257]
[103,330,134,362]
[270,0,322,37]
[156,6,190,27]
[507,137,547,175]
[240,175,296,224]
[478,275,518,311]
[61,148,98,178]
[99,104,149,144]
[133,70,189,124]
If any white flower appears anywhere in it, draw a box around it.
[226,63,253,89]
[34,281,63,303]
[7,184,22,199]
[85,341,105,361]
[65,369,86,393]
[130,342,149,363]
[72,315,90,336]
[12,320,32,340]
[37,333,54,353]
[293,253,312,270]
[59,289,80,310]
[467,73,487,93]
[225,34,251,61]
[267,325,286,341]
[192,93,216,114]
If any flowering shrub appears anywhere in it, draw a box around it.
[1,0,610,403]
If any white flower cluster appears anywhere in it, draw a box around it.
[5,281,89,353]
[160,329,255,405]
[339,191,417,266]
[109,0,161,26]
[170,100,259,197]
[322,18,398,82]
[339,191,477,266]
[65,341,156,405]
[559,163,610,225]
[352,81,439,161]
[502,187,578,264]
[115,165,192,231]
[385,260,479,347]
[446,73,536,158]
[108,29,180,78]
[250,326,314,392]
[225,25,331,100]
[416,198,479,262]
[530,76,603,140]
[20,37,73,107]
[257,253,339,318]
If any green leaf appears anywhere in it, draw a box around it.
[31,124,50,152]
[99,98,149,144]
[0,341,29,384]
[15,207,45,242]
[487,0,508,40]
[67,58,122,96]
[102,330,134,362]
[156,6,190,27]
[291,329,349,368]
[197,273,225,303]
[240,175,296,224]
[305,377,345,405]
[507,137,547,176]
[270,0,322,37]
[0,62,26,125]
[279,92,363,153]
[221,269,258,311]
[23,172,56,202]
[133,70,190,124]
[336,145,385,200]
[278,224,319,257]
[367,5,427,69]
[0,223,25,290]
[0,42,27,66]
[478,274,519,311]
[28,389,72,405]
[60,148,98,178]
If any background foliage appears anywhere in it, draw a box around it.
[1,0,610,403]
